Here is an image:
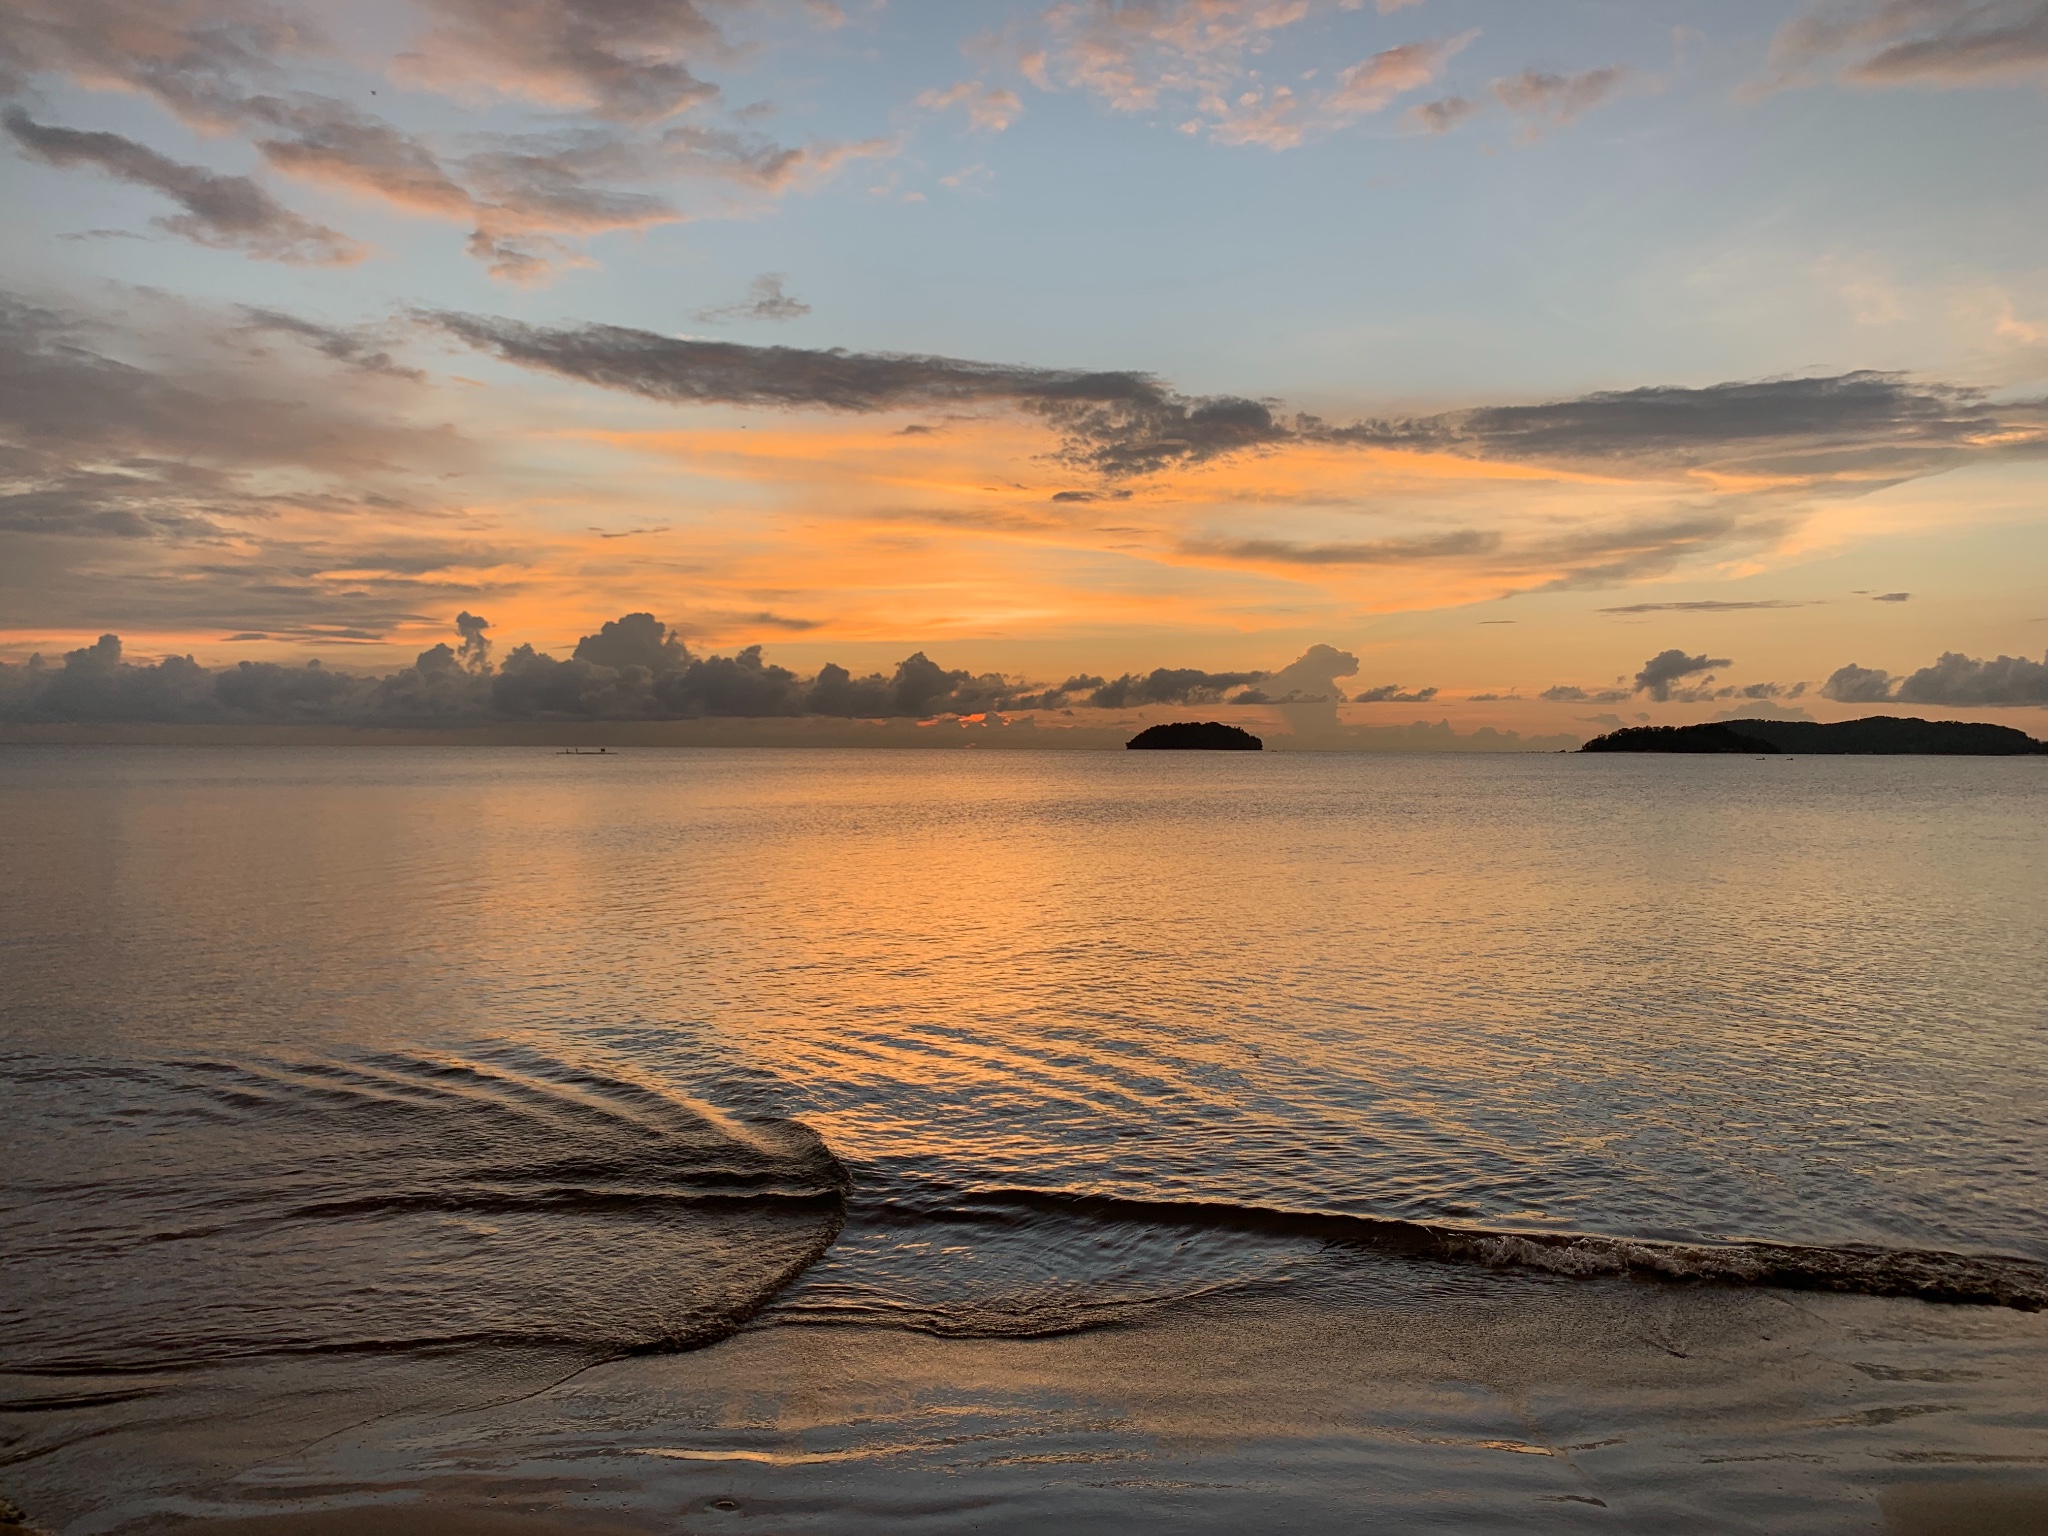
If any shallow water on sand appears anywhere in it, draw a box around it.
[2,747,2045,1529]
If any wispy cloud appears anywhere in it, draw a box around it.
[996,0,1476,148]
[1491,65,1631,137]
[1600,599,1810,614]
[693,273,812,324]
[4,110,361,263]
[0,0,892,283]
[1762,1,2048,92]
[390,0,731,122]
[916,79,1027,132]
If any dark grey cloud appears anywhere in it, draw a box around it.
[694,273,811,324]
[1322,371,2039,478]
[429,310,1289,475]
[1897,649,2048,705]
[0,611,1290,725]
[1767,1,2048,89]
[1540,684,1631,703]
[1086,668,1266,709]
[238,307,422,377]
[4,109,359,263]
[1601,599,1809,614]
[0,617,1501,731]
[1634,648,1731,702]
[1821,662,1898,703]
[1354,684,1439,703]
[431,312,2048,491]
[0,286,492,644]
[1873,591,1912,602]
[1824,648,2048,707]
[0,289,458,540]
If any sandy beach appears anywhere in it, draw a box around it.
[10,1263,2040,1535]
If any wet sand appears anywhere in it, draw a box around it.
[15,1265,2043,1535]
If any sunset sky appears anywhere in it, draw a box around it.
[3,0,2046,736]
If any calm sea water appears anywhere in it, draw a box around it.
[3,746,2046,1526]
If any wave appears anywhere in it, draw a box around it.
[1,1047,850,1372]
[798,1188,2048,1323]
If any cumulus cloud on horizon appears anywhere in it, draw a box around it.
[0,617,1412,728]
[1824,648,2048,707]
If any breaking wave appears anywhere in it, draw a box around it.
[0,1048,848,1374]
[764,1187,2048,1336]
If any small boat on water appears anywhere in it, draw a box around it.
[556,747,617,755]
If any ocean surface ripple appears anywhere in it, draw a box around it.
[3,747,2045,1389]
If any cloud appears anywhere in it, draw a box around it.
[421,310,2048,604]
[694,273,812,324]
[1321,370,2046,478]
[1600,599,1808,614]
[0,287,497,644]
[1711,698,1815,722]
[0,623,1593,751]
[1821,661,1898,702]
[1182,530,1501,564]
[1010,1,1472,148]
[391,0,728,122]
[916,79,1026,132]
[1873,590,1911,602]
[0,289,456,537]
[1895,648,2048,705]
[4,110,361,263]
[1354,683,1439,702]
[1021,0,1321,115]
[1203,32,1478,149]
[1331,32,1478,116]
[429,310,1291,474]
[1633,647,1730,701]
[1540,684,1631,703]
[1763,0,2048,91]
[237,307,423,377]
[1492,65,1630,135]
[3,614,1389,727]
[0,0,313,129]
[1403,94,1477,133]
[1244,643,1359,703]
[0,0,887,284]
[1086,666,1266,708]
[1826,648,2048,706]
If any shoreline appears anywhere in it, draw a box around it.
[13,1273,2047,1534]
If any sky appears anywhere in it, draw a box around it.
[2,0,2046,740]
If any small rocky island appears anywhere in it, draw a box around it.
[1127,721,1264,751]
[1581,716,2047,755]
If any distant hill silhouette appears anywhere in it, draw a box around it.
[1127,721,1264,751]
[1582,716,2046,755]
[1580,723,1776,754]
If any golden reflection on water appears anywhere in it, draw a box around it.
[3,747,2044,1256]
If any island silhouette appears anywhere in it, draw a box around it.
[1581,716,2046,755]
[1127,722,1264,751]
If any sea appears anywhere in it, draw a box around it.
[3,746,2045,1533]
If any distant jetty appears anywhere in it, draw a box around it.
[1127,721,1264,751]
[1581,716,2047,756]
